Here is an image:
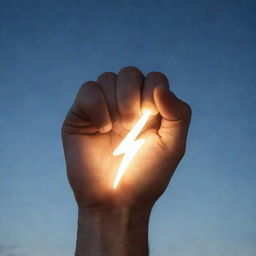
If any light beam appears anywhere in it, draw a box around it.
[113,109,152,189]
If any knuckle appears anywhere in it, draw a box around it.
[97,72,117,82]
[79,81,98,92]
[118,66,143,76]
[146,71,169,83]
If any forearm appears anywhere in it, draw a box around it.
[76,205,152,256]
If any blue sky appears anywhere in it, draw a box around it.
[0,0,255,255]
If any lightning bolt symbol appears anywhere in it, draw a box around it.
[112,109,152,189]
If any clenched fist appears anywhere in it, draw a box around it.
[61,66,191,256]
[62,66,191,210]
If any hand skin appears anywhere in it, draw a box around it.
[61,66,191,256]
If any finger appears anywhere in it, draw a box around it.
[96,72,120,127]
[65,81,112,134]
[142,71,169,115]
[154,86,192,153]
[116,66,144,129]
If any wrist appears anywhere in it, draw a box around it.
[76,205,152,256]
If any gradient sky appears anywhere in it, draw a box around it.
[0,0,256,255]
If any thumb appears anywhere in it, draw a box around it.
[153,85,191,153]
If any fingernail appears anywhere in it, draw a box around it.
[100,124,112,133]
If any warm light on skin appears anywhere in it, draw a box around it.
[113,109,152,189]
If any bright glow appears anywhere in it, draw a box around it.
[113,110,152,189]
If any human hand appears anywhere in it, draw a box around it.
[61,66,191,256]
[62,66,191,209]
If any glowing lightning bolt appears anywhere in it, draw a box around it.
[112,109,152,189]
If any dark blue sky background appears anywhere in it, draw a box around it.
[0,0,255,255]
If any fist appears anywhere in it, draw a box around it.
[61,67,191,209]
